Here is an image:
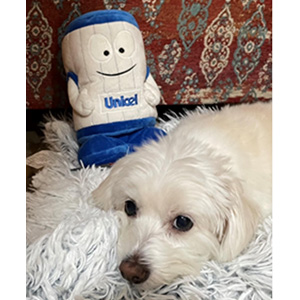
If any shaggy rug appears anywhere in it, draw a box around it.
[26,113,272,300]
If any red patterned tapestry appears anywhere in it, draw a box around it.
[26,0,272,109]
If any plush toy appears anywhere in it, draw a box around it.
[62,10,165,167]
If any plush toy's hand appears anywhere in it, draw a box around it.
[68,79,95,117]
[143,73,161,106]
[77,89,95,116]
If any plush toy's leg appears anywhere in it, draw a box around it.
[78,135,129,167]
[124,127,166,152]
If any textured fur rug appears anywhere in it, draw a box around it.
[26,114,272,300]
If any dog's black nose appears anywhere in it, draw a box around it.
[119,254,150,284]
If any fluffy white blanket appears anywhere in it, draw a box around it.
[26,115,272,300]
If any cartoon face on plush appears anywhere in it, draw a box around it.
[63,20,146,93]
[90,28,140,77]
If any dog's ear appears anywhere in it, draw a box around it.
[216,189,260,262]
[92,158,127,210]
[92,163,124,210]
[92,175,115,210]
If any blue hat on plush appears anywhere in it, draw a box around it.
[62,10,165,166]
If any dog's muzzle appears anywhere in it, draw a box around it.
[119,254,150,284]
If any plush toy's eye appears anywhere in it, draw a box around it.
[124,200,138,217]
[89,34,112,61]
[114,31,135,57]
[173,216,193,232]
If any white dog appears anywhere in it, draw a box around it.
[92,102,272,289]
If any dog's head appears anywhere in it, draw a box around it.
[92,138,259,289]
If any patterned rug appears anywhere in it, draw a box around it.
[26,115,272,300]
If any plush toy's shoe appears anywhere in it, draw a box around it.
[77,117,166,167]
[78,135,129,167]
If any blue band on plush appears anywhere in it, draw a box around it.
[145,66,150,81]
[67,72,79,86]
[77,117,156,144]
[64,10,139,36]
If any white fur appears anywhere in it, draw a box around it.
[92,102,272,289]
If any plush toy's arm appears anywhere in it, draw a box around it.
[68,78,95,117]
[143,73,161,106]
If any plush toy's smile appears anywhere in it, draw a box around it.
[97,64,136,77]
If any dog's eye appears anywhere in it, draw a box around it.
[124,200,137,217]
[173,215,193,232]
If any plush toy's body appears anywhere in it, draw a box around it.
[62,10,165,166]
